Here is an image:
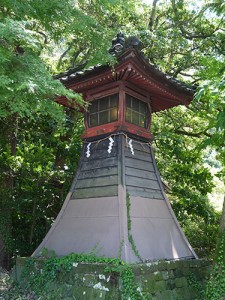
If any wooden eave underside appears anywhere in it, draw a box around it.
[57,49,194,112]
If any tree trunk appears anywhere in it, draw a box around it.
[214,194,225,264]
[0,235,9,270]
[0,113,18,269]
[205,195,225,299]
[219,195,225,232]
[148,0,159,31]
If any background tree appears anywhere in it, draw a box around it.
[142,0,224,259]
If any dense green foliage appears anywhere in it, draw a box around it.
[206,232,225,299]
[0,0,225,275]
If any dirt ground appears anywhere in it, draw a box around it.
[0,267,36,300]
[0,267,9,299]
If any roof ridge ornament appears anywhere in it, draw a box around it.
[109,32,125,56]
[109,33,144,57]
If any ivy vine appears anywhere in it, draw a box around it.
[187,273,205,300]
[126,192,142,262]
[205,231,225,300]
[20,251,146,299]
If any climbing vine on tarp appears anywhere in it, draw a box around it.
[126,193,142,262]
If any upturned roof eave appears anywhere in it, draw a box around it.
[117,47,196,96]
[55,47,196,111]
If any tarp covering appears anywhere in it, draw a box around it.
[33,135,196,262]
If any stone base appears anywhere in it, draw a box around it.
[13,257,211,300]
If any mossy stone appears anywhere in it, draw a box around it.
[143,277,156,293]
[160,289,176,300]
[153,271,163,281]
[154,280,167,292]
[176,286,193,300]
[166,279,176,290]
[175,277,188,288]
[174,268,184,278]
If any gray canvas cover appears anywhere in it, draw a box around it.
[33,135,197,262]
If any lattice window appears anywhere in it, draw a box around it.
[89,94,119,127]
[125,94,149,128]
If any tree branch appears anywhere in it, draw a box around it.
[174,129,212,138]
[171,0,223,40]
[37,31,48,44]
[71,49,83,68]
[219,195,225,233]
[57,43,73,69]
[148,0,160,31]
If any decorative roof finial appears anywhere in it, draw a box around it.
[109,32,125,56]
[109,33,144,57]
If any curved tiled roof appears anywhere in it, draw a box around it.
[54,37,196,112]
[54,51,196,95]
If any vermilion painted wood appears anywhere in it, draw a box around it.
[81,121,152,140]
[80,82,152,140]
[56,48,193,113]
[55,48,194,140]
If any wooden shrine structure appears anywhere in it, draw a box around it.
[33,35,197,262]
